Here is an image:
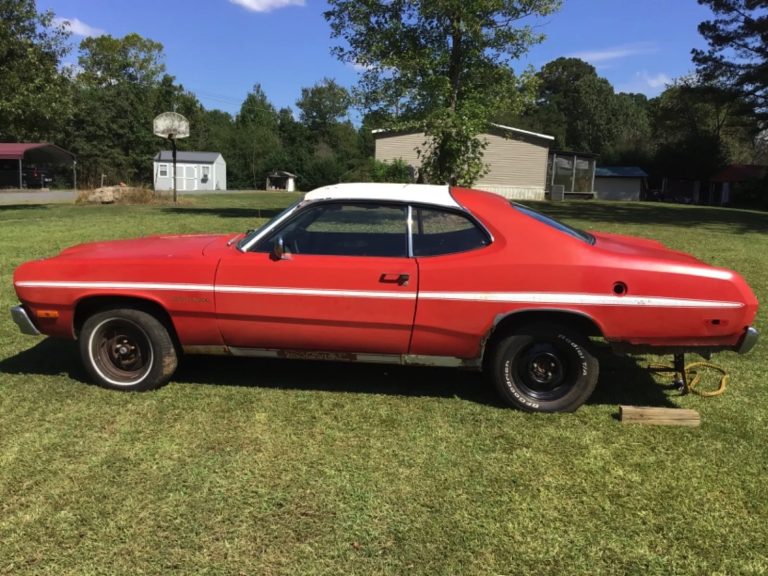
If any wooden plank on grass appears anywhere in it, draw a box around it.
[619,405,700,427]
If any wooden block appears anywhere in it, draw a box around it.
[619,405,700,427]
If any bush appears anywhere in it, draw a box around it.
[340,159,416,184]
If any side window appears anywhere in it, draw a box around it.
[158,164,168,177]
[257,203,408,257]
[412,207,489,256]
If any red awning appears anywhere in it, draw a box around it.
[0,143,75,161]
[710,164,767,183]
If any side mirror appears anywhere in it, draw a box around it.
[271,236,291,261]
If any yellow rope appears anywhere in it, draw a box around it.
[684,362,729,397]
[649,361,729,397]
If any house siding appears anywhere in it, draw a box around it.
[374,130,549,200]
[375,133,424,166]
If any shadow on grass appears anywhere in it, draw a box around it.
[0,204,50,212]
[0,339,87,381]
[161,207,285,219]
[524,200,768,235]
[1,339,677,409]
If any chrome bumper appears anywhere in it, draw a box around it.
[10,305,40,336]
[737,327,759,355]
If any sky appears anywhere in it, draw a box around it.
[37,0,716,118]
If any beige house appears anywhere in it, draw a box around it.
[374,123,554,200]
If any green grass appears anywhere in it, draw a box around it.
[1,194,766,575]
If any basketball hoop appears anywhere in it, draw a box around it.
[153,112,190,203]
[153,112,190,140]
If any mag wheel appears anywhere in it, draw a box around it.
[490,323,599,412]
[80,308,177,391]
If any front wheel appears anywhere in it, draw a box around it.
[79,308,178,391]
[489,323,599,412]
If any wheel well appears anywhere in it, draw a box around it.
[482,310,604,365]
[73,296,178,343]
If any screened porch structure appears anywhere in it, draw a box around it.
[546,151,598,197]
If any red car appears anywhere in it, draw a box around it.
[10,184,759,412]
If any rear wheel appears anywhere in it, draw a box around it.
[79,308,177,391]
[489,323,599,412]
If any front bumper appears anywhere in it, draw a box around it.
[737,327,759,355]
[10,305,40,336]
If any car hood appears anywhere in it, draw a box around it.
[54,234,227,260]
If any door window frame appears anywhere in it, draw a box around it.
[247,199,493,258]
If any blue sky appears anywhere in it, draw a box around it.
[38,0,715,117]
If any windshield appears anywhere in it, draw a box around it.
[236,199,303,251]
[511,203,595,245]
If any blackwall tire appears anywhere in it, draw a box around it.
[490,323,599,413]
[79,308,177,391]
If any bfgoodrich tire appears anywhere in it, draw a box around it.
[489,323,599,413]
[79,308,177,391]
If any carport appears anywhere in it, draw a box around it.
[0,143,76,190]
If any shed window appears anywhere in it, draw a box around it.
[158,164,168,177]
[201,166,210,177]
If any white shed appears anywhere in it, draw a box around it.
[594,166,647,201]
[153,151,226,192]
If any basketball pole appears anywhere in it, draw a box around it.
[170,135,177,203]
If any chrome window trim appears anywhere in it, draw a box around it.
[238,199,305,252]
[408,203,494,256]
[406,205,414,258]
[239,197,493,257]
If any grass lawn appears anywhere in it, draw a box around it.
[1,193,766,575]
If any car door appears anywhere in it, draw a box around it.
[409,205,495,358]
[215,201,418,354]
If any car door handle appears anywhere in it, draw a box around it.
[380,273,410,286]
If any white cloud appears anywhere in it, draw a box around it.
[615,71,673,96]
[568,42,658,64]
[641,71,672,89]
[350,61,374,72]
[54,17,105,37]
[230,0,305,12]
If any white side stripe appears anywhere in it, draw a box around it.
[418,291,743,309]
[215,285,416,300]
[14,281,743,309]
[15,281,212,291]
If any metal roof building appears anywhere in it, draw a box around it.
[0,143,76,189]
[594,166,648,201]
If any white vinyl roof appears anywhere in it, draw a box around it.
[305,183,460,208]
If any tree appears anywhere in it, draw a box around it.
[325,0,560,185]
[231,84,282,189]
[0,0,71,141]
[296,78,351,135]
[65,33,175,185]
[520,58,619,154]
[650,77,760,179]
[693,0,768,119]
[602,93,653,165]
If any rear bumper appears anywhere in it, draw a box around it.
[10,305,40,336]
[737,327,759,355]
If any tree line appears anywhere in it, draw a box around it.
[1,0,766,194]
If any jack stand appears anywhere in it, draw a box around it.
[649,353,689,394]
[673,353,688,394]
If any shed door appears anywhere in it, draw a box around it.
[175,165,197,191]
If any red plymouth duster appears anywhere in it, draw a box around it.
[11,184,759,412]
